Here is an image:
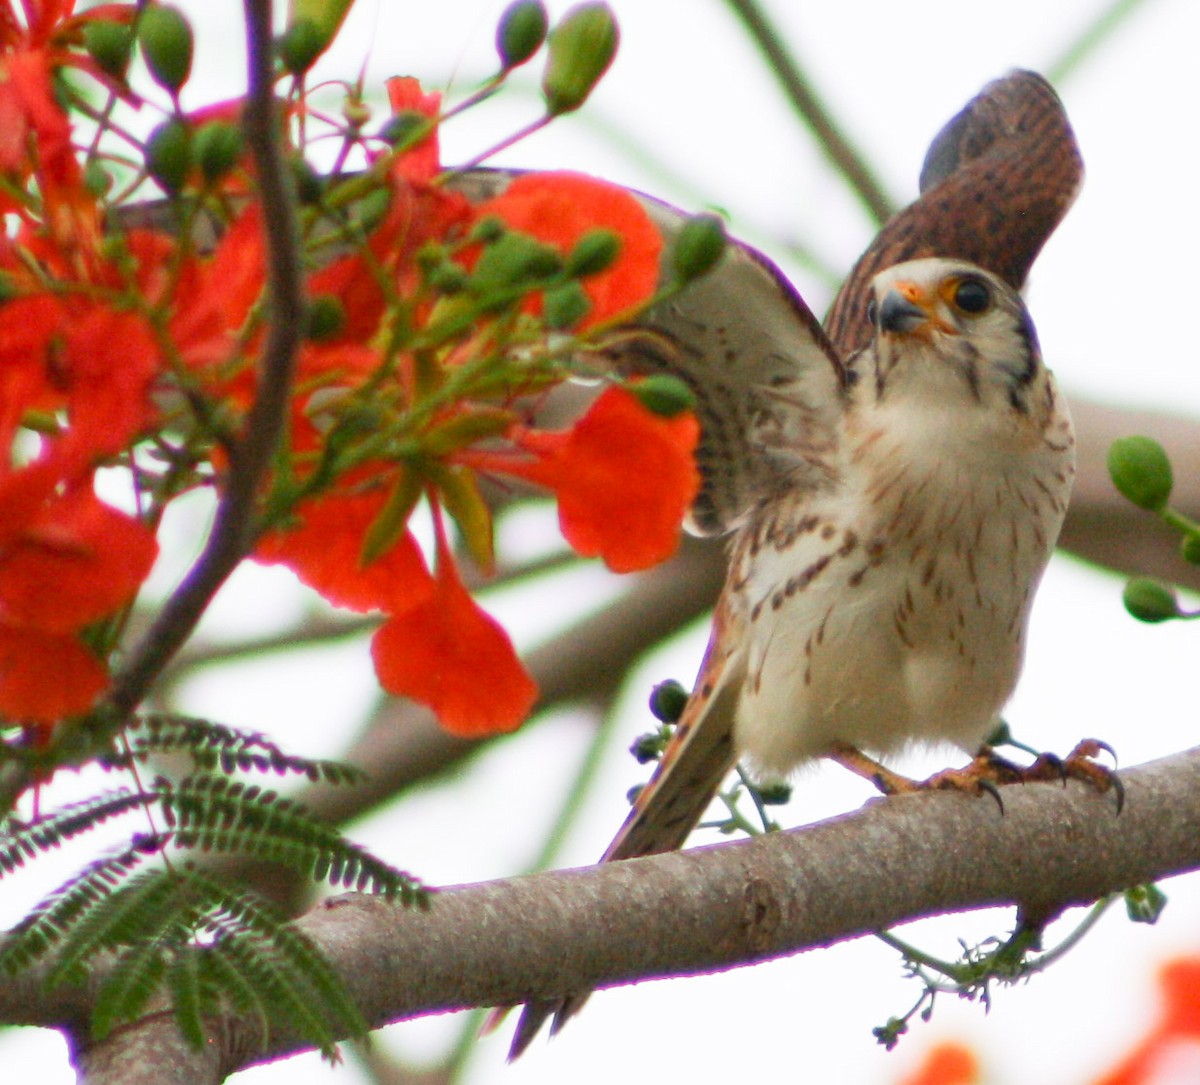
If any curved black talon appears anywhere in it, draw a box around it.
[977,777,1005,813]
[1110,773,1126,815]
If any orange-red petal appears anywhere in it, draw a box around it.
[0,624,109,724]
[897,1043,980,1085]
[464,387,699,573]
[255,491,435,614]
[371,557,536,737]
[0,484,158,634]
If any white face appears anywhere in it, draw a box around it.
[863,258,1043,415]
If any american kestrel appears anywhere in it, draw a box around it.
[503,70,1084,1056]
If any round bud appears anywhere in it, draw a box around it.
[84,20,134,80]
[1108,435,1173,511]
[194,122,242,184]
[672,213,727,283]
[138,4,194,94]
[648,678,688,723]
[1181,534,1200,566]
[542,282,590,328]
[1122,577,1180,623]
[564,227,620,278]
[497,0,548,70]
[278,18,325,75]
[541,3,618,116]
[756,781,793,806]
[144,118,192,194]
[632,374,695,418]
[471,232,562,292]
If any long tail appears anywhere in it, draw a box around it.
[503,626,743,1059]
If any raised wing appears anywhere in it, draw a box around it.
[825,70,1082,357]
[453,170,848,537]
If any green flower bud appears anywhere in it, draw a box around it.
[1122,577,1180,623]
[469,215,506,245]
[139,4,194,94]
[632,374,695,418]
[144,118,192,194]
[497,0,548,70]
[84,20,134,80]
[543,281,591,328]
[629,731,664,765]
[1124,883,1168,925]
[378,111,425,148]
[541,3,618,116]
[1182,533,1200,566]
[84,159,113,198]
[564,227,620,278]
[193,121,242,184]
[648,678,688,723]
[305,295,345,342]
[277,18,325,75]
[427,261,469,295]
[1108,435,1173,511]
[673,213,727,283]
[756,781,792,805]
[471,232,562,292]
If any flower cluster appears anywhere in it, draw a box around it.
[0,1,703,750]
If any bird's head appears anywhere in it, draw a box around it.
[864,258,1045,416]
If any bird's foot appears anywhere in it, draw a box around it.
[827,739,1122,813]
[1011,738,1124,812]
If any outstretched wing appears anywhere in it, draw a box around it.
[451,170,849,538]
[825,69,1083,357]
[606,195,848,535]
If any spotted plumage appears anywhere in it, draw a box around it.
[503,70,1083,1058]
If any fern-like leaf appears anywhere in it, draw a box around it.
[0,839,159,978]
[103,716,366,786]
[0,789,148,877]
[160,775,425,903]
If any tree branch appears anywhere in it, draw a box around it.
[17,746,1199,1080]
[104,0,303,719]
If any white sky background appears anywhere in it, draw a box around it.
[5,0,1200,1082]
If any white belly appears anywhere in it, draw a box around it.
[730,472,1054,777]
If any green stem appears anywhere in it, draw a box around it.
[1047,0,1158,84]
[721,0,893,225]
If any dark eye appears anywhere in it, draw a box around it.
[865,298,878,325]
[953,277,991,314]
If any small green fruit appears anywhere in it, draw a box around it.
[1122,577,1179,623]
[497,0,548,70]
[1108,436,1173,511]
[144,118,192,194]
[632,374,695,418]
[673,213,727,283]
[139,4,194,94]
[541,3,618,115]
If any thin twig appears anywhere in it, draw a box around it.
[105,0,304,718]
[721,0,894,225]
[1047,0,1157,84]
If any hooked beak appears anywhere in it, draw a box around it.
[877,281,954,337]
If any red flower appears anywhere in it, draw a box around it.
[255,487,434,614]
[1092,957,1200,1085]
[898,1043,979,1085]
[0,466,158,724]
[0,296,159,477]
[461,386,700,573]
[0,1,134,191]
[473,171,662,327]
[371,502,536,737]
[384,75,443,184]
